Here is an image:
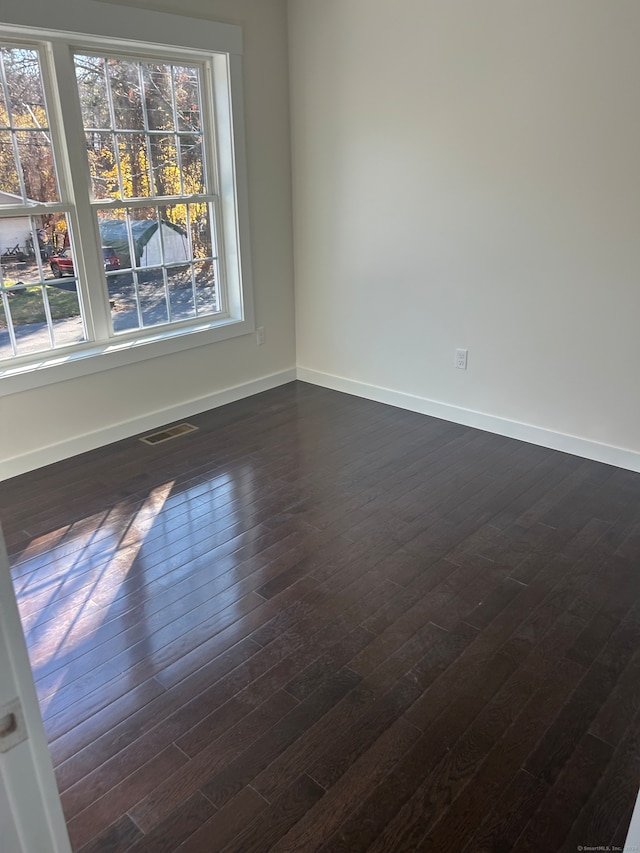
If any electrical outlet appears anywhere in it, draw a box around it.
[455,348,468,370]
[256,326,265,346]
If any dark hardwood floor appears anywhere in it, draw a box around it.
[1,381,639,852]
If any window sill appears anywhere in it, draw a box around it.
[0,315,254,396]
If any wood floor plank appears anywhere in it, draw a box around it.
[45,675,167,745]
[461,769,548,853]
[177,786,267,853]
[127,689,297,833]
[559,706,640,853]
[75,814,143,853]
[65,745,189,850]
[510,733,613,853]
[124,792,216,853]
[251,622,452,802]
[271,718,421,853]
[589,648,640,747]
[222,774,325,853]
[198,668,361,812]
[305,623,475,796]
[525,603,640,785]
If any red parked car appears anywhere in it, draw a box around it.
[50,247,120,277]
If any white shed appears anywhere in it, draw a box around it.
[0,191,30,256]
[99,218,190,269]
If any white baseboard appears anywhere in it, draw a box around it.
[297,366,640,474]
[7,365,640,480]
[2,368,296,481]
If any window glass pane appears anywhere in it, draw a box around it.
[118,133,151,198]
[138,267,168,327]
[6,284,50,357]
[180,135,204,194]
[194,259,218,314]
[0,75,7,123]
[49,282,84,348]
[129,206,162,266]
[158,201,188,250]
[109,58,142,130]
[107,270,138,333]
[42,211,72,265]
[0,227,30,285]
[0,248,31,288]
[174,66,201,132]
[149,134,179,196]
[0,130,21,197]
[167,264,195,321]
[157,220,189,268]
[39,212,75,280]
[0,45,60,204]
[143,64,174,131]
[85,131,119,199]
[47,246,75,281]
[74,55,110,130]
[0,212,72,285]
[188,203,213,259]
[16,131,58,202]
[3,48,47,129]
[98,207,134,269]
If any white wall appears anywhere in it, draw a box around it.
[1,0,295,478]
[289,0,640,466]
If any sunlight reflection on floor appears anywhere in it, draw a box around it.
[20,481,174,715]
[11,457,258,728]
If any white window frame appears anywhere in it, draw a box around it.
[0,0,254,396]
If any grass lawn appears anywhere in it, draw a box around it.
[4,286,80,325]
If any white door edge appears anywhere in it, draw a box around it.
[0,525,72,853]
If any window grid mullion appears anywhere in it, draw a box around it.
[211,196,225,315]
[138,61,184,335]
[0,290,19,356]
[0,50,28,203]
[26,217,55,348]
[90,193,218,208]
[170,66,185,196]
[124,209,144,330]
[27,217,46,281]
[200,59,219,197]
[101,58,127,205]
[138,62,155,199]
[40,284,56,349]
[184,204,198,315]
[153,207,174,324]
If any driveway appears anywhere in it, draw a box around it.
[0,275,217,360]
